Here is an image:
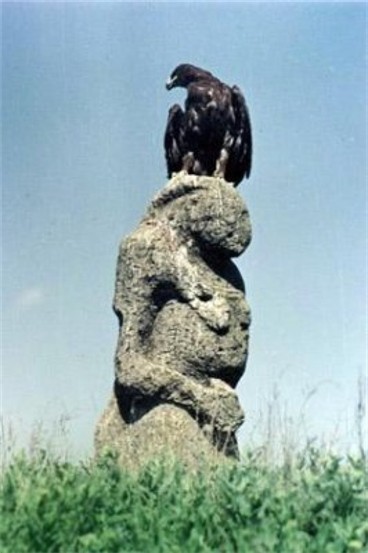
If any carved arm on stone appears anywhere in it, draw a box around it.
[115,351,244,436]
[153,232,231,332]
[173,244,231,332]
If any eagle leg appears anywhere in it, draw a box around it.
[214,148,229,179]
[182,152,195,173]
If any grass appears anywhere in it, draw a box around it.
[1,447,367,553]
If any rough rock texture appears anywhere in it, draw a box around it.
[95,173,252,466]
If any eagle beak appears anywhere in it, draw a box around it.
[165,76,177,90]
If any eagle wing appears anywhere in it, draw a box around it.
[225,85,252,185]
[164,104,186,177]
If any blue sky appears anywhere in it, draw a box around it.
[2,2,366,457]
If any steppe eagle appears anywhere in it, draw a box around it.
[164,63,252,186]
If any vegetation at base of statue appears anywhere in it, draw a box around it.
[1,445,366,553]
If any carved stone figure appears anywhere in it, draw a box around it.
[95,173,252,466]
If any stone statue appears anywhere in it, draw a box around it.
[95,173,252,466]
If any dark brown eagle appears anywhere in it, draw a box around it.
[164,63,252,186]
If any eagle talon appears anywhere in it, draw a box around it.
[214,152,228,180]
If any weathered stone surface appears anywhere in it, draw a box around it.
[95,395,236,469]
[95,173,252,465]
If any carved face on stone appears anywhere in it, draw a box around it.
[179,182,252,257]
[150,175,252,257]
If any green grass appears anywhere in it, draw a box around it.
[1,449,367,553]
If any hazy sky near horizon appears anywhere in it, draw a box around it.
[3,2,366,457]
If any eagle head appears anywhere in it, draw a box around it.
[166,63,214,90]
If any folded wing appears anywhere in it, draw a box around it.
[225,86,252,185]
[164,104,186,177]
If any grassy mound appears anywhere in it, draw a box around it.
[1,449,367,553]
